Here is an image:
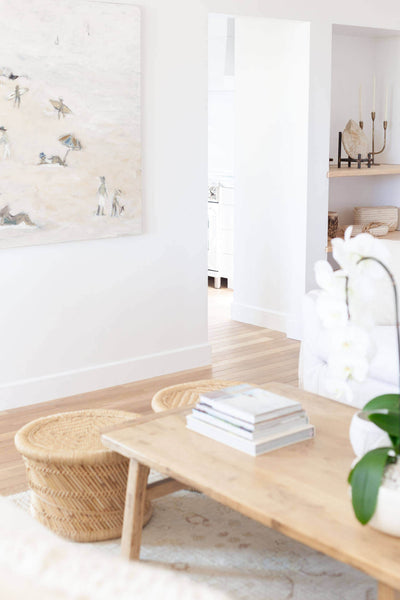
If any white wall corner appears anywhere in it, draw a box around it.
[0,343,212,411]
[231,300,287,333]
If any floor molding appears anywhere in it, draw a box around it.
[0,343,211,411]
[231,301,288,333]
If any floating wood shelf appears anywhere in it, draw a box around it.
[328,164,400,178]
[326,230,400,253]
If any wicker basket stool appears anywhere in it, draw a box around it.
[151,379,243,412]
[15,409,152,542]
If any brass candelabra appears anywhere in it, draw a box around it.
[359,114,388,165]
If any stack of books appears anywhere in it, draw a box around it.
[186,384,315,456]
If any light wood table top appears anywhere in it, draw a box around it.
[102,382,400,599]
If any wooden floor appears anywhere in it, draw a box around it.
[0,284,300,496]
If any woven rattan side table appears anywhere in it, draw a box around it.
[15,409,152,542]
[151,379,242,412]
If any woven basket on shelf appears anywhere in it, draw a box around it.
[353,206,398,232]
[151,379,243,412]
[15,409,152,542]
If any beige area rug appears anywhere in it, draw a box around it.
[11,476,376,600]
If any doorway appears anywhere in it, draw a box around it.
[207,14,311,338]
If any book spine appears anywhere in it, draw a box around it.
[197,401,303,427]
[192,409,309,440]
[186,415,255,454]
[187,415,315,456]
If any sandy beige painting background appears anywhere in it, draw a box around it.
[0,0,141,248]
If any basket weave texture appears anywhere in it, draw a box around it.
[151,379,243,412]
[353,206,398,232]
[15,409,152,542]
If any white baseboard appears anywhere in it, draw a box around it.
[0,343,212,411]
[231,301,288,333]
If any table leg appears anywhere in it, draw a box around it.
[121,459,149,560]
[378,583,400,600]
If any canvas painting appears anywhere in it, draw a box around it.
[0,0,141,248]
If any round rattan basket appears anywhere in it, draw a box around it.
[15,409,152,542]
[151,379,243,412]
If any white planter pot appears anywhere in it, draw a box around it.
[369,463,400,537]
[349,411,391,458]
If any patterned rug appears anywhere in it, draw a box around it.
[10,476,376,600]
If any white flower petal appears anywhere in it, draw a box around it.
[314,260,334,291]
[316,292,348,329]
[325,378,354,404]
[344,225,353,242]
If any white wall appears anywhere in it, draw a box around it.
[4,0,400,409]
[208,14,235,179]
[0,0,210,410]
[232,17,310,337]
[329,30,400,227]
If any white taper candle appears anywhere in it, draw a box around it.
[385,86,388,121]
[372,74,376,112]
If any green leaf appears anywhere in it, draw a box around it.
[368,412,400,437]
[363,394,400,412]
[349,447,392,525]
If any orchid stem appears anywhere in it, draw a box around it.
[345,276,350,320]
[357,257,400,444]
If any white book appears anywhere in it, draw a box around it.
[186,414,315,456]
[195,403,304,429]
[192,408,309,440]
[198,385,301,424]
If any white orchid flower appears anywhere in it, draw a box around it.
[325,378,354,404]
[332,227,391,278]
[331,322,370,354]
[328,351,369,383]
[314,229,394,402]
[314,261,347,299]
[316,291,348,329]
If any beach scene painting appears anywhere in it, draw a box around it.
[0,0,141,248]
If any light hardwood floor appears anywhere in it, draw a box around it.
[0,284,300,496]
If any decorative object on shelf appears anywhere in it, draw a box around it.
[354,205,398,232]
[370,112,388,166]
[328,211,338,239]
[360,75,388,165]
[342,120,369,160]
[351,223,389,237]
[315,228,400,535]
[336,110,388,169]
[337,125,372,170]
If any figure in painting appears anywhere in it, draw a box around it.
[38,152,65,167]
[96,176,108,216]
[14,85,21,108]
[0,67,29,81]
[0,127,10,159]
[111,189,123,216]
[50,97,72,119]
[7,84,29,108]
[0,205,35,227]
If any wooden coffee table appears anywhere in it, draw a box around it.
[102,382,400,600]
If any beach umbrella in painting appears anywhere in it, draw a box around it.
[58,134,82,164]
